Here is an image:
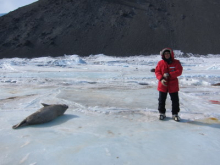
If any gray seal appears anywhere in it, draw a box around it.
[12,103,68,129]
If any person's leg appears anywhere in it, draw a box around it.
[169,92,180,115]
[158,91,168,114]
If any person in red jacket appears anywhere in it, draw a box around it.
[155,48,183,121]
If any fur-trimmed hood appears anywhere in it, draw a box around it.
[160,48,175,60]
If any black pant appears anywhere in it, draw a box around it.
[158,91,180,115]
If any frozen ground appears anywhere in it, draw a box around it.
[0,52,220,165]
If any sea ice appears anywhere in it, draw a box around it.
[0,53,220,165]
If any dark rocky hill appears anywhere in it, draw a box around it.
[0,0,220,58]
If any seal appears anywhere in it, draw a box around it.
[12,103,69,129]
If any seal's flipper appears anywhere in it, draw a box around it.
[12,120,28,129]
[41,103,50,107]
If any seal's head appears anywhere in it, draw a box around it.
[61,104,68,110]
[50,104,69,116]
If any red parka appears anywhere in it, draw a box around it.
[155,48,183,93]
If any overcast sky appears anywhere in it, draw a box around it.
[0,0,38,13]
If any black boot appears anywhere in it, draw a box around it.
[172,114,180,122]
[159,113,166,120]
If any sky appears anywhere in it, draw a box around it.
[0,0,38,13]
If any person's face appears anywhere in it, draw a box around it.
[164,52,171,59]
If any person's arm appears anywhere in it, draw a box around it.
[169,61,183,78]
[155,62,163,81]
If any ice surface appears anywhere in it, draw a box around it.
[0,53,220,165]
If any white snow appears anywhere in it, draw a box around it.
[0,52,220,165]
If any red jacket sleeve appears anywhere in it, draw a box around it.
[169,60,183,78]
[155,61,163,81]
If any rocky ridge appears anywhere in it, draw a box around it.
[0,0,219,58]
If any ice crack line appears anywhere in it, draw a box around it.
[23,87,63,108]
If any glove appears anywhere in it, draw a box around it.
[161,79,167,86]
[163,73,169,79]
